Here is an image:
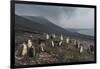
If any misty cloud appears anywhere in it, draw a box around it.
[15,4,94,29]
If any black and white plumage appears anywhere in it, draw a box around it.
[27,39,32,48]
[46,33,50,40]
[27,39,36,57]
[38,38,46,52]
[22,42,28,56]
[66,37,70,44]
[52,33,56,39]
[73,40,77,46]
[79,45,84,53]
[78,41,81,48]
[51,40,55,47]
[89,45,94,53]
[15,42,28,60]
[72,39,81,49]
[60,34,63,41]
[40,42,46,52]
[59,41,62,46]
[15,38,36,60]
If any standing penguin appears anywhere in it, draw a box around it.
[78,41,81,48]
[52,33,56,39]
[59,41,62,46]
[80,45,84,53]
[66,37,70,44]
[46,33,49,40]
[22,42,28,56]
[27,39,33,48]
[73,40,77,46]
[51,40,55,47]
[89,45,94,53]
[40,42,46,52]
[60,34,63,41]
[27,39,35,57]
[15,42,28,60]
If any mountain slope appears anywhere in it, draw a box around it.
[15,15,72,34]
[15,15,94,40]
[22,15,72,34]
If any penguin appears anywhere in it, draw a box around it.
[73,40,77,46]
[80,45,84,53]
[27,39,32,48]
[60,34,63,41]
[51,40,55,47]
[78,41,81,48]
[46,33,49,40]
[15,42,28,60]
[22,42,28,56]
[89,45,94,53]
[40,42,46,52]
[66,37,70,44]
[52,33,56,39]
[27,39,34,57]
[59,41,62,46]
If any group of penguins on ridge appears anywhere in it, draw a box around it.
[15,33,94,60]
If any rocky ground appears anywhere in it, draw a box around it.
[15,30,95,66]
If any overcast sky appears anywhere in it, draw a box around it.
[15,4,94,29]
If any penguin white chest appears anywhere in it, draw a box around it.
[61,35,63,41]
[66,38,69,44]
[80,46,83,53]
[51,41,54,47]
[59,41,62,46]
[53,34,56,38]
[40,43,45,51]
[22,44,27,56]
[28,40,32,48]
[46,34,49,39]
[78,42,80,48]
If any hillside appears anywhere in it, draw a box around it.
[15,15,94,41]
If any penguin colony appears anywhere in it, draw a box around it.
[15,33,94,60]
